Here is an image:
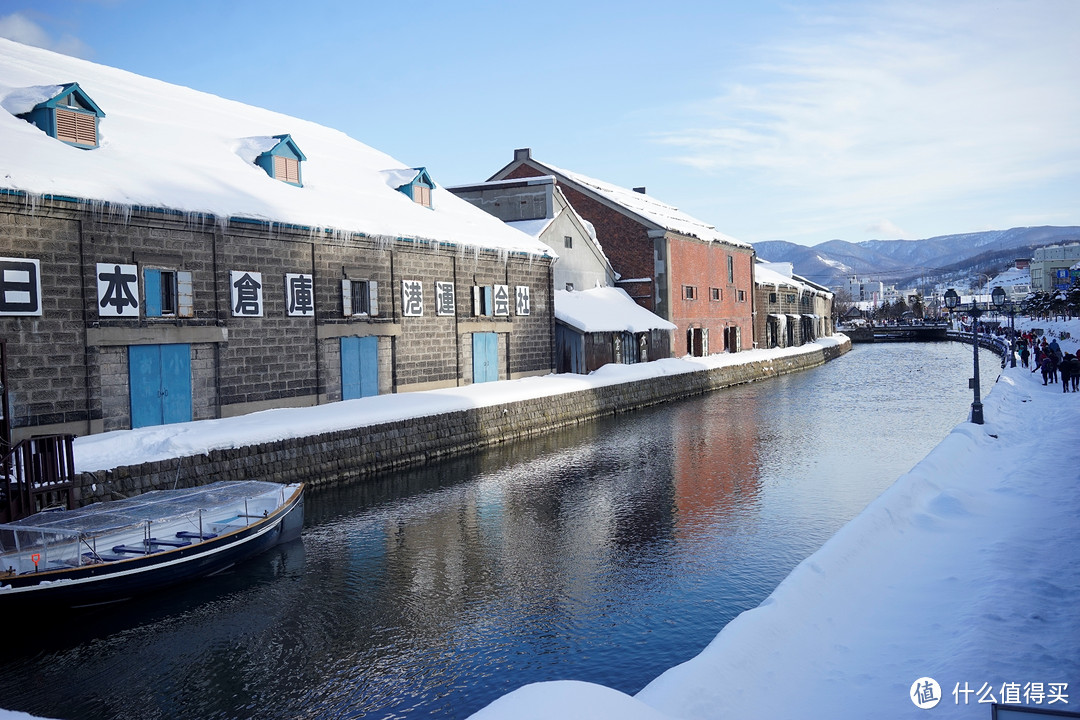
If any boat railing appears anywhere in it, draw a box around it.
[0,435,76,523]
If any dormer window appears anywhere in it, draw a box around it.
[15,82,105,149]
[252,134,306,187]
[395,167,435,208]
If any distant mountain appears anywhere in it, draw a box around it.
[754,226,1080,291]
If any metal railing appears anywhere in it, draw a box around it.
[0,434,76,523]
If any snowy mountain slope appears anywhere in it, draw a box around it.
[756,226,1080,288]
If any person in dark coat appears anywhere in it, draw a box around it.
[1019,343,1030,368]
[1065,354,1080,392]
[1060,353,1073,393]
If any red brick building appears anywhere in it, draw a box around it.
[490,149,755,355]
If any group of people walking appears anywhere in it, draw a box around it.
[1020,335,1080,392]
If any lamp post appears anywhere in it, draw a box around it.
[945,288,984,424]
[991,286,1014,367]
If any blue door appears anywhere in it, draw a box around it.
[472,333,498,383]
[341,336,378,400]
[129,344,192,428]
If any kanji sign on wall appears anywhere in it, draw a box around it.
[285,273,314,317]
[0,257,42,316]
[96,262,140,317]
[231,270,264,317]
[402,279,424,317]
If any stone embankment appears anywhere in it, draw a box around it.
[75,337,851,503]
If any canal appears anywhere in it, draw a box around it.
[2,342,1001,720]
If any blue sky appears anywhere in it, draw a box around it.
[2,0,1077,246]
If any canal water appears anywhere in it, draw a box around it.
[2,342,1001,720]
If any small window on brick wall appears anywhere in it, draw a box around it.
[342,279,379,317]
[144,268,193,317]
[683,285,697,300]
[711,287,721,301]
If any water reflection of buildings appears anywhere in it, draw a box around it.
[671,391,763,541]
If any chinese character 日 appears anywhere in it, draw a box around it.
[286,273,314,317]
[0,258,42,316]
[402,279,424,317]
[96,262,140,317]
[231,270,263,317]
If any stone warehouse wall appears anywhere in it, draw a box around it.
[74,338,850,504]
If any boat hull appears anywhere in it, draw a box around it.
[0,484,304,609]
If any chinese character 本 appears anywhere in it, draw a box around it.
[516,285,530,316]
[96,262,139,317]
[286,273,314,316]
[402,280,423,317]
[493,284,510,316]
[231,271,263,317]
[436,281,455,316]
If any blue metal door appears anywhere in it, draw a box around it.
[341,336,378,400]
[472,332,498,383]
[160,344,192,424]
[129,344,191,428]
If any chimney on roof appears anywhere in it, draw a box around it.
[633,186,646,194]
[514,148,532,161]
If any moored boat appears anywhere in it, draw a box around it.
[0,480,304,609]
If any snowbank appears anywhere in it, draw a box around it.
[469,320,1080,719]
[73,338,844,473]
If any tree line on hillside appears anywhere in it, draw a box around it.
[833,277,1080,325]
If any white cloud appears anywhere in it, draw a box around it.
[864,219,909,239]
[652,0,1080,241]
[0,12,92,58]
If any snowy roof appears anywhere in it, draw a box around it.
[755,262,813,293]
[0,39,551,257]
[555,286,676,333]
[987,266,1031,287]
[518,156,749,249]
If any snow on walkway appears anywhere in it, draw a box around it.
[470,328,1080,719]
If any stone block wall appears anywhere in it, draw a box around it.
[74,338,850,504]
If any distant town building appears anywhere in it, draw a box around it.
[449,176,675,373]
[1029,244,1080,292]
[487,149,755,357]
[755,261,833,348]
[987,260,1032,303]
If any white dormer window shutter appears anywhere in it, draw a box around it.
[177,271,194,317]
[368,281,379,316]
[341,279,352,316]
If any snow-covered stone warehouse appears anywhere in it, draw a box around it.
[0,39,555,442]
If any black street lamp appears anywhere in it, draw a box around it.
[945,288,984,424]
[991,286,1014,367]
